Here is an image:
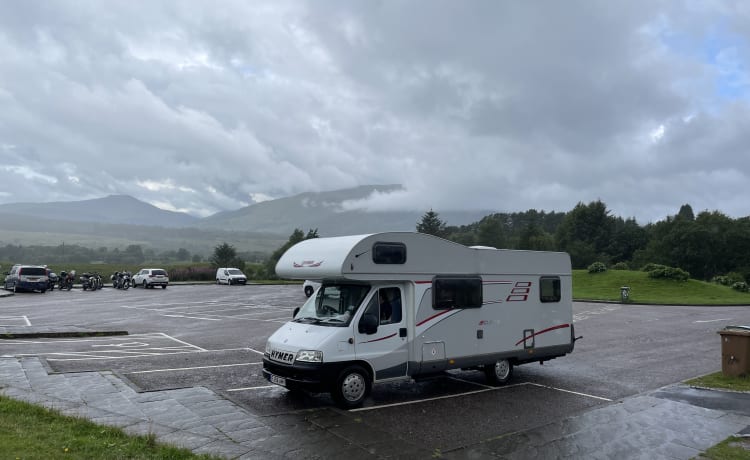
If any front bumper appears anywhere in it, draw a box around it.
[262,358,347,393]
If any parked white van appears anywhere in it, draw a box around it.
[263,232,577,408]
[215,268,247,285]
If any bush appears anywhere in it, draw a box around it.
[647,266,690,281]
[587,262,607,273]
[641,263,666,272]
[731,281,748,292]
[611,262,630,270]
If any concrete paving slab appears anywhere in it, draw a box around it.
[2,353,750,459]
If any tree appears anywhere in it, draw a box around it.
[176,248,191,261]
[417,209,447,238]
[211,242,237,268]
[475,214,506,248]
[555,200,615,268]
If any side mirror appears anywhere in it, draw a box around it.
[293,307,300,318]
[358,313,379,335]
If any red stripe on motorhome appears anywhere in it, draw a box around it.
[514,324,570,346]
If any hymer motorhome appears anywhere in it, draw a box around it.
[263,232,577,408]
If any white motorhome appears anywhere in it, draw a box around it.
[263,232,576,408]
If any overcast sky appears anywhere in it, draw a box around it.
[1,1,749,223]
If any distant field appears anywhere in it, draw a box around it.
[573,269,750,305]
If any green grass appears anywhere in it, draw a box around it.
[0,395,219,459]
[685,372,750,392]
[573,270,750,305]
[697,436,750,459]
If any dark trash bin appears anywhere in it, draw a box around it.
[718,325,750,377]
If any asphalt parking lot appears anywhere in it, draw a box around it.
[1,284,749,458]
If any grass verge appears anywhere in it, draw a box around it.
[686,372,750,392]
[0,395,219,460]
[573,270,750,305]
[685,373,750,459]
[697,436,750,459]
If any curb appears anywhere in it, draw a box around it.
[0,330,128,339]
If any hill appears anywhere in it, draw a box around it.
[0,195,198,228]
[199,185,491,235]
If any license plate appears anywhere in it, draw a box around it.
[269,374,286,386]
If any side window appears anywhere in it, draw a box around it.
[540,277,561,303]
[361,288,403,326]
[432,276,483,310]
[372,242,406,264]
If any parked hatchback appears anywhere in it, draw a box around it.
[132,268,169,289]
[4,264,49,293]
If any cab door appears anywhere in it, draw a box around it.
[354,286,408,380]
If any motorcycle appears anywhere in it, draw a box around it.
[91,272,103,290]
[58,270,76,291]
[110,271,131,290]
[80,272,100,291]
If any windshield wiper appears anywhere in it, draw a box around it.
[293,317,321,324]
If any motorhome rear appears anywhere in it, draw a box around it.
[263,232,576,408]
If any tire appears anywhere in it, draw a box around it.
[66,283,72,291]
[162,285,167,289]
[143,280,148,289]
[216,279,220,285]
[331,365,371,409]
[123,281,130,290]
[304,286,314,297]
[484,359,513,386]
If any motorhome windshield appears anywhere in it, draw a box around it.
[293,284,370,327]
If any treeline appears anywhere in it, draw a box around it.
[0,243,267,266]
[3,201,749,283]
[421,202,750,282]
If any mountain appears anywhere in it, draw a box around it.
[0,186,496,253]
[0,195,199,228]
[199,185,492,236]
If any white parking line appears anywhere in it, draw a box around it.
[524,382,613,402]
[694,318,732,323]
[158,333,207,352]
[0,315,31,327]
[161,314,222,321]
[226,385,276,392]
[348,382,612,412]
[128,362,262,374]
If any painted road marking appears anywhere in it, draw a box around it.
[0,332,207,360]
[0,315,31,327]
[694,318,732,323]
[348,382,612,412]
[226,385,277,392]
[128,362,262,374]
[161,314,222,321]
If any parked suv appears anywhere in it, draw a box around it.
[216,268,247,285]
[132,268,169,289]
[4,264,49,293]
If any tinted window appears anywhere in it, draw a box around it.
[19,267,46,276]
[540,277,561,303]
[372,242,406,264]
[153,270,167,276]
[433,276,482,309]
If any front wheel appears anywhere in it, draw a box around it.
[331,365,371,409]
[484,359,513,386]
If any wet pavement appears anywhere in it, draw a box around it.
[1,288,749,458]
[1,354,748,459]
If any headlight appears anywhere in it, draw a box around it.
[295,350,323,363]
[264,342,270,356]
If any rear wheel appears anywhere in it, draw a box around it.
[162,285,167,289]
[484,359,513,386]
[331,365,371,409]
